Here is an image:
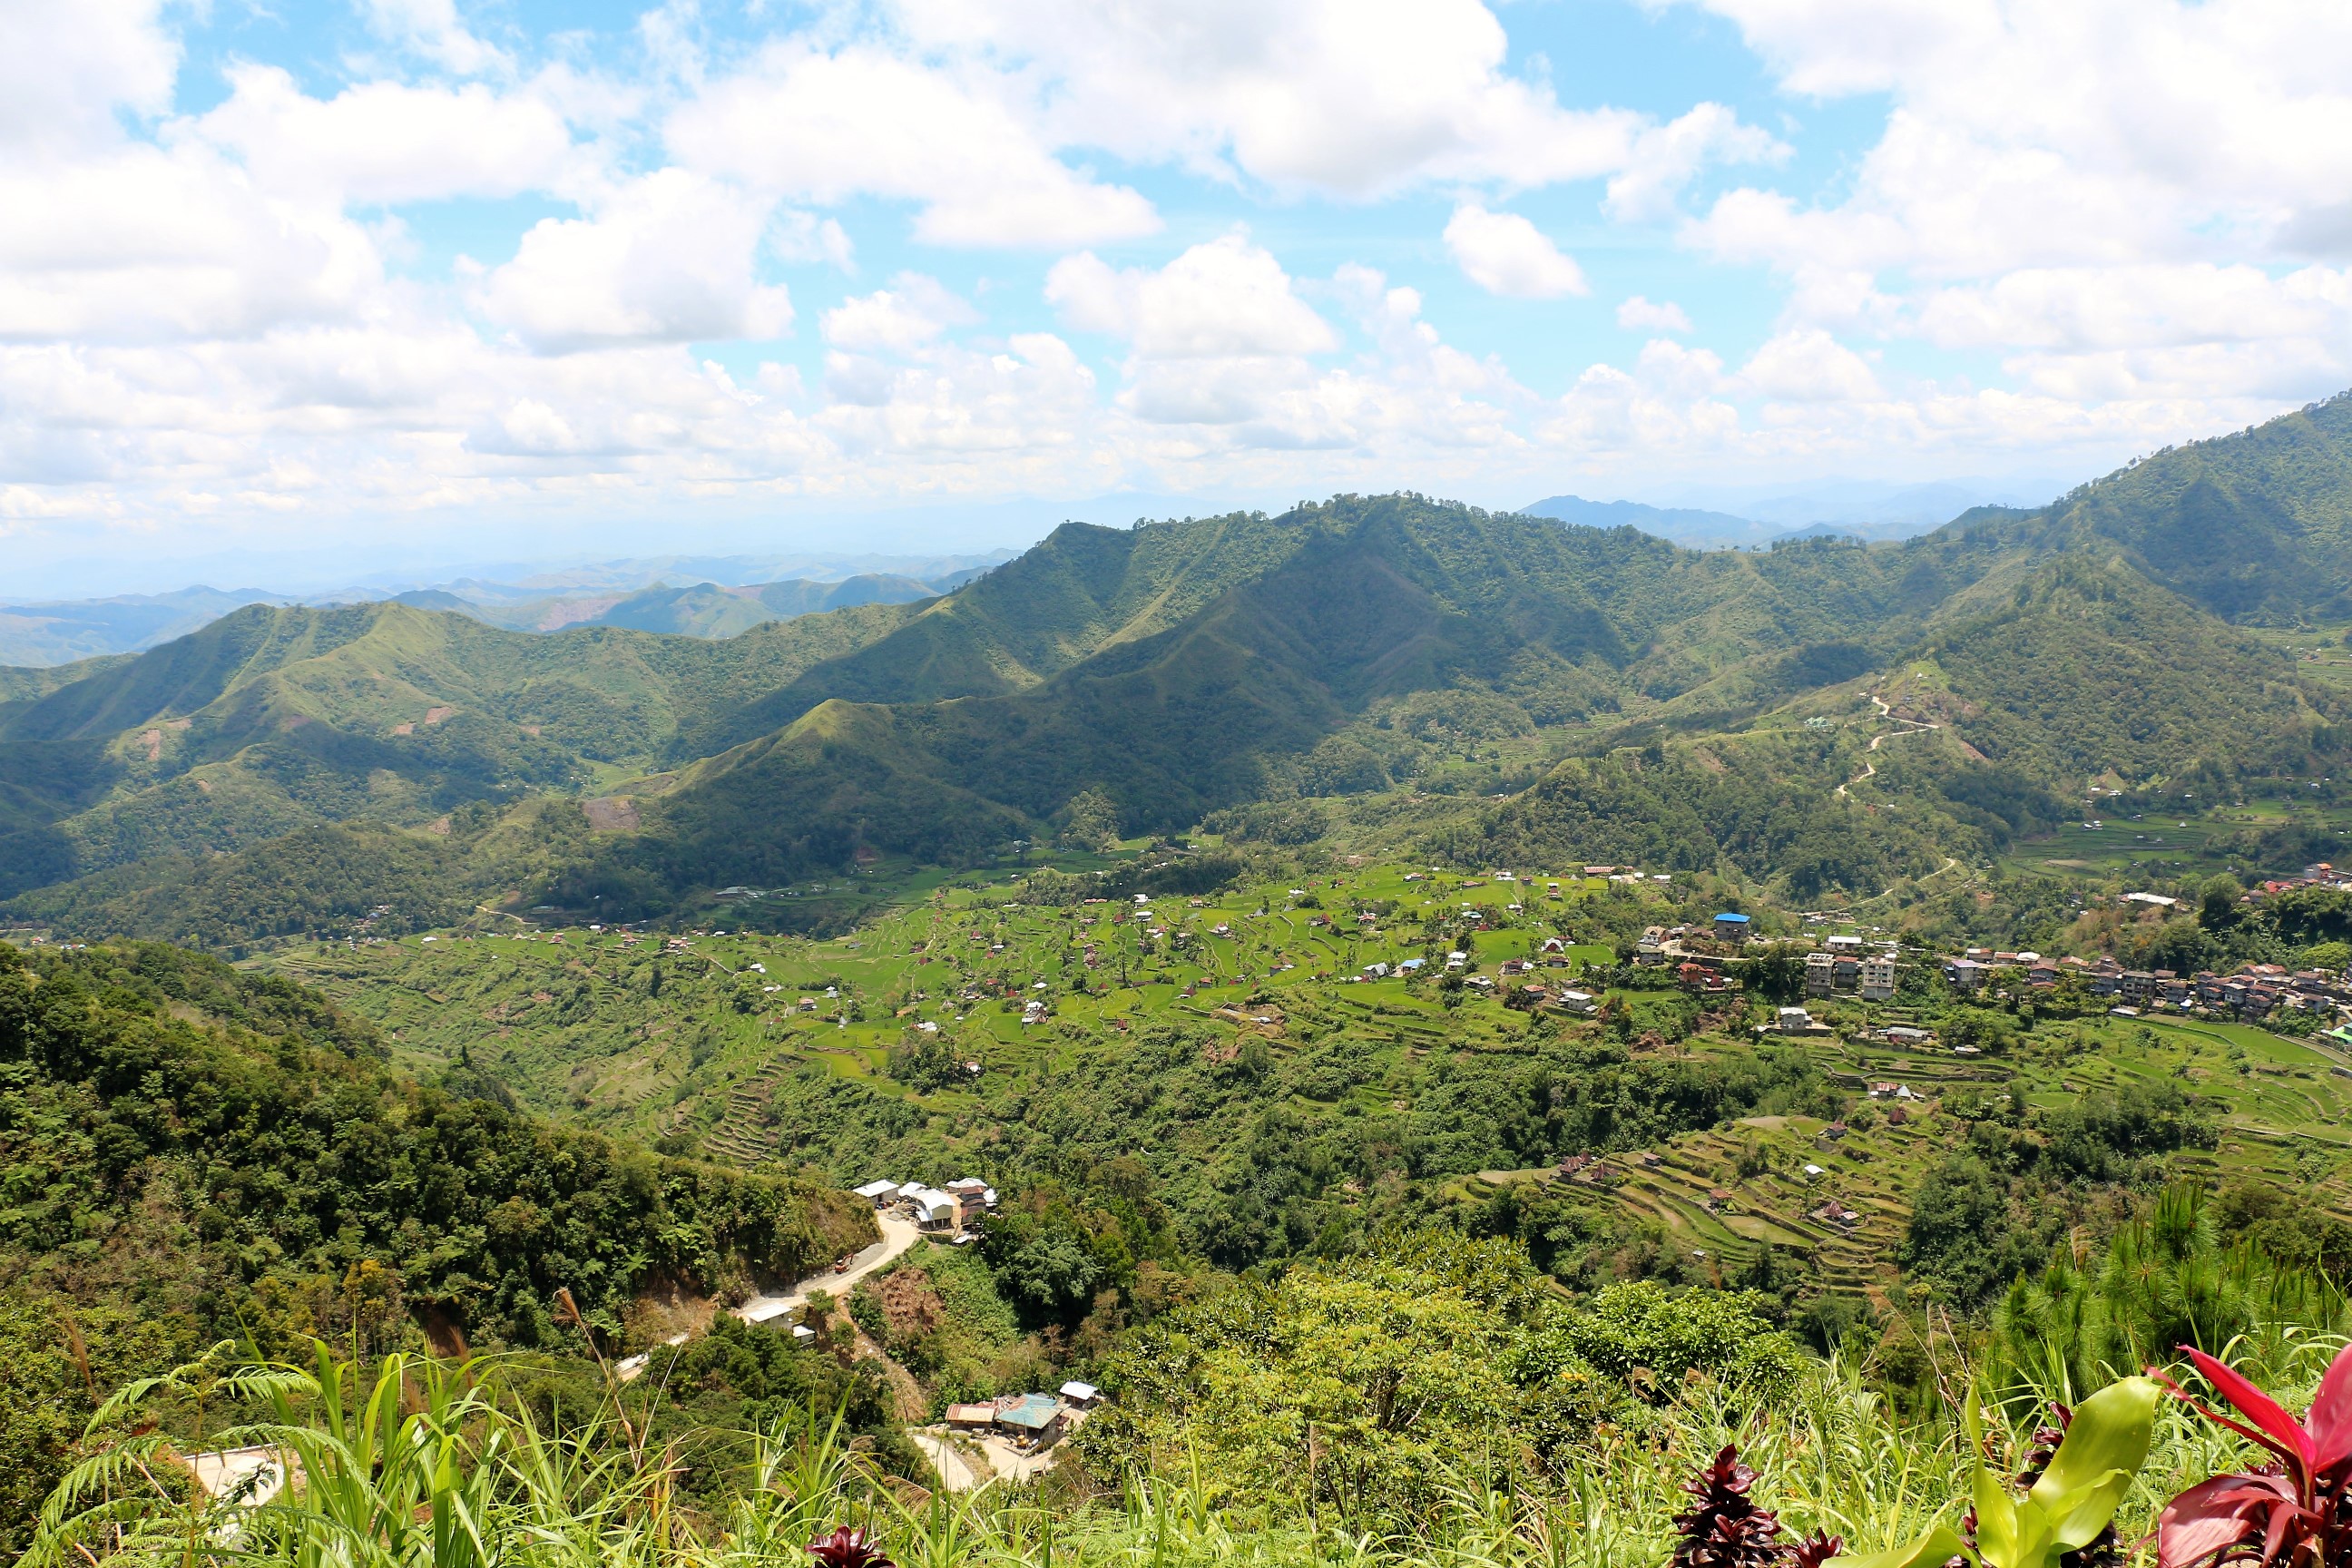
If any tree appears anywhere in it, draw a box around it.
[2200,874,2246,931]
[1060,788,1123,850]
[1901,1155,2033,1304]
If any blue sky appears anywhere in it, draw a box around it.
[5,0,2352,593]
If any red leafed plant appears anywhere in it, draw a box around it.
[1672,1444,1842,1568]
[807,1525,895,1568]
[2156,1342,2352,1568]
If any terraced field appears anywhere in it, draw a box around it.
[260,856,1664,1153]
[1455,1012,2352,1303]
[258,842,2352,1305]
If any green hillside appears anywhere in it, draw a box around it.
[14,392,2352,932]
[0,935,880,1534]
[1911,551,2343,784]
[1962,388,2352,622]
[566,491,2349,915]
[0,598,920,898]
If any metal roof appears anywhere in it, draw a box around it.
[998,1393,1061,1430]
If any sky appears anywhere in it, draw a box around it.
[7,0,2352,593]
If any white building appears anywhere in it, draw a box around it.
[903,1187,961,1228]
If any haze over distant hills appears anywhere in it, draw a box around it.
[0,550,1014,666]
[1523,477,2057,550]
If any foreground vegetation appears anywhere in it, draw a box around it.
[22,1230,2352,1568]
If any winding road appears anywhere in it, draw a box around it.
[616,1211,926,1380]
[736,1211,926,1323]
[1835,692,1942,798]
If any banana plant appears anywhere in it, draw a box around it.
[1828,1376,2161,1568]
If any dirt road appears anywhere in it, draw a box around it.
[910,1431,985,1492]
[617,1211,926,1379]
[735,1211,926,1323]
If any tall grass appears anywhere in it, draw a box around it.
[31,1330,2351,1568]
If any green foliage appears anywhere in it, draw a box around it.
[1831,1377,2158,1568]
[0,939,873,1350]
[1991,1182,2348,1398]
[1467,743,1946,900]
[17,455,2352,932]
[1079,1229,1802,1519]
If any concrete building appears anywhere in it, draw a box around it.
[1805,951,1835,998]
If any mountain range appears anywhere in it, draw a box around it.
[0,553,1010,667]
[6,391,2352,941]
[1522,478,2053,549]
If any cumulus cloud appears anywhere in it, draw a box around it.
[889,0,1774,201]
[1046,231,1337,358]
[10,0,2352,562]
[1617,296,1692,333]
[1736,328,1883,403]
[183,66,577,206]
[1604,103,1787,223]
[1443,205,1588,299]
[821,276,975,354]
[363,0,508,77]
[1681,0,2352,290]
[0,0,176,155]
[666,44,1160,248]
[475,171,794,352]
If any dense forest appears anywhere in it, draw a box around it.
[0,938,880,1537]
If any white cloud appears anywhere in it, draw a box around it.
[1443,204,1587,299]
[821,276,976,353]
[0,0,176,155]
[1046,232,1337,358]
[183,66,577,206]
[891,0,1773,202]
[1603,103,1787,223]
[475,171,794,352]
[363,0,508,77]
[0,143,387,342]
[770,211,857,272]
[1617,296,1692,333]
[666,44,1160,248]
[11,0,2352,563]
[1682,0,2352,279]
[1736,328,1883,403]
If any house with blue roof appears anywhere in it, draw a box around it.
[1712,912,1751,941]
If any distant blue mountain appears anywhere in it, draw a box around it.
[1519,495,1780,549]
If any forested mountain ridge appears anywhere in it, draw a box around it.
[1950,388,2352,622]
[9,393,2352,930]
[0,598,922,897]
[0,937,875,1332]
[0,934,880,1533]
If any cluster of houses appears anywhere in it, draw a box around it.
[1626,907,2349,1032]
[944,1382,1103,1452]
[2244,862,2352,898]
[1940,949,2352,1023]
[1804,936,1901,1001]
[853,1176,998,1234]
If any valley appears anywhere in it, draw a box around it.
[12,396,2352,1552]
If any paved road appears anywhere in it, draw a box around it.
[617,1211,926,1379]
